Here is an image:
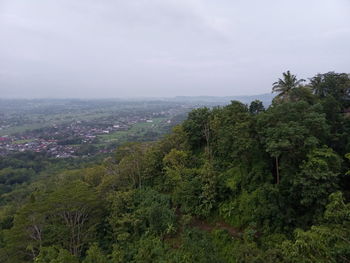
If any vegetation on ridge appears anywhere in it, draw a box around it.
[0,71,350,262]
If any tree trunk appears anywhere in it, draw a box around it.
[203,123,212,162]
[275,156,280,184]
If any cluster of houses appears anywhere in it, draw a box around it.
[0,117,165,157]
[0,137,76,158]
[0,102,190,158]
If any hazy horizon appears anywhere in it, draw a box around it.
[0,93,273,100]
[1,0,350,98]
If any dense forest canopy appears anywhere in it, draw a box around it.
[1,71,350,262]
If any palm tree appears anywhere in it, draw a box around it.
[272,71,305,101]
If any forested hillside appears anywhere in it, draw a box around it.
[1,71,350,263]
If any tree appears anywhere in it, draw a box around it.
[34,246,79,263]
[257,101,329,185]
[83,243,108,263]
[183,107,211,150]
[309,72,350,154]
[281,192,350,263]
[292,147,341,223]
[133,234,169,263]
[249,100,265,114]
[115,142,149,189]
[45,181,103,256]
[210,101,254,166]
[2,194,47,261]
[310,72,350,108]
[272,71,305,102]
[107,188,175,243]
[3,181,102,261]
[288,86,315,104]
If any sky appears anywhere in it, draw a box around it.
[0,0,350,98]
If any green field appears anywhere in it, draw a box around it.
[12,139,34,145]
[0,123,46,136]
[98,118,166,144]
[0,111,112,136]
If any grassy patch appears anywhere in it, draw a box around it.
[12,139,34,145]
[98,118,166,144]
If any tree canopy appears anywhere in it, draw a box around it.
[0,71,349,262]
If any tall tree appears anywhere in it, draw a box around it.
[310,72,350,104]
[272,71,305,102]
[3,181,102,261]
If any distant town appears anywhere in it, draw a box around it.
[0,99,194,158]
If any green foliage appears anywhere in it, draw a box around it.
[183,107,211,149]
[1,71,350,262]
[249,100,265,114]
[281,192,350,262]
[34,246,79,263]
[219,184,281,229]
[2,180,102,261]
[258,101,329,160]
[272,71,306,103]
[107,188,176,242]
[211,101,254,165]
[82,243,108,263]
[132,234,169,263]
[310,72,350,107]
[292,147,341,222]
[177,229,225,263]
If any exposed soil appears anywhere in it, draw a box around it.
[189,218,241,237]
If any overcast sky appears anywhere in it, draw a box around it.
[1,0,350,98]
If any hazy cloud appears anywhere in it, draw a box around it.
[1,0,349,98]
